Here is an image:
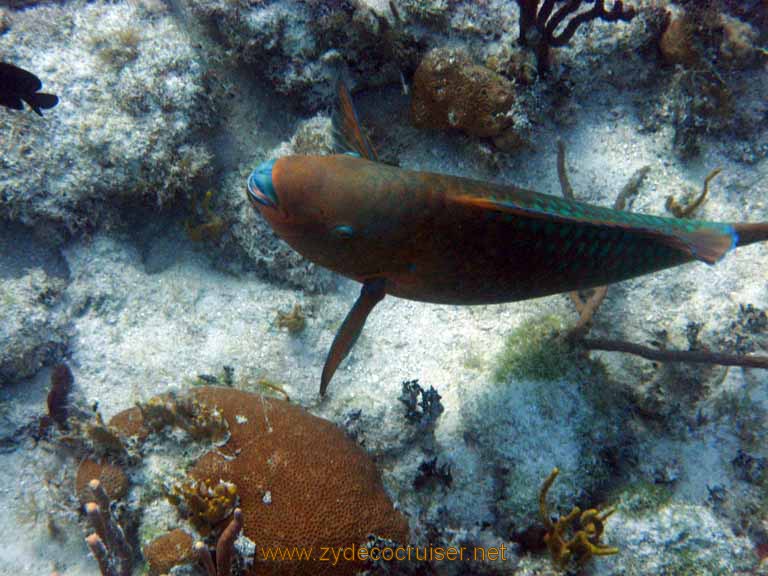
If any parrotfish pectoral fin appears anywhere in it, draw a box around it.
[453,195,738,265]
[320,278,387,396]
[333,80,378,161]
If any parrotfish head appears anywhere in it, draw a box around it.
[246,159,279,209]
[246,155,397,280]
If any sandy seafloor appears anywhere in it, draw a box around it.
[1,0,767,575]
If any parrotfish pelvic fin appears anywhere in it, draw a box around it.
[453,194,738,265]
[320,278,387,396]
[333,80,378,161]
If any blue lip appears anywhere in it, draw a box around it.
[247,159,278,208]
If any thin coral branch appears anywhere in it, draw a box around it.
[194,508,243,576]
[85,480,132,576]
[613,165,650,212]
[86,533,116,576]
[567,287,609,340]
[194,540,217,576]
[538,466,560,530]
[581,338,768,369]
[556,139,575,200]
[216,508,243,576]
[666,167,722,218]
[516,0,539,46]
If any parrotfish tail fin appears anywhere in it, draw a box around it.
[732,222,768,248]
[332,80,378,161]
[320,278,386,396]
[453,195,739,265]
[666,224,739,264]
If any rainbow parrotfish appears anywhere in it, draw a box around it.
[246,83,768,396]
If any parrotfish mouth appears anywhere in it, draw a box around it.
[246,159,278,209]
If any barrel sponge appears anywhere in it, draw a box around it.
[187,386,409,575]
[144,529,195,576]
[75,458,129,503]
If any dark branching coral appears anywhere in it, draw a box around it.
[516,0,637,73]
[539,467,618,568]
[413,457,453,491]
[399,379,444,430]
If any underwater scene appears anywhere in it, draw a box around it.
[2,0,768,575]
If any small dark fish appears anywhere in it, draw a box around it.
[0,62,58,116]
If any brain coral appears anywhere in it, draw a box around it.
[75,458,129,504]
[108,405,147,441]
[183,387,408,575]
[144,528,195,576]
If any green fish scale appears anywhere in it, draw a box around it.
[533,195,732,237]
[487,199,718,282]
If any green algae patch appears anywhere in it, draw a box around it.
[614,481,673,518]
[494,315,576,382]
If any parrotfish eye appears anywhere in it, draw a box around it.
[246,159,278,209]
[332,225,355,240]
